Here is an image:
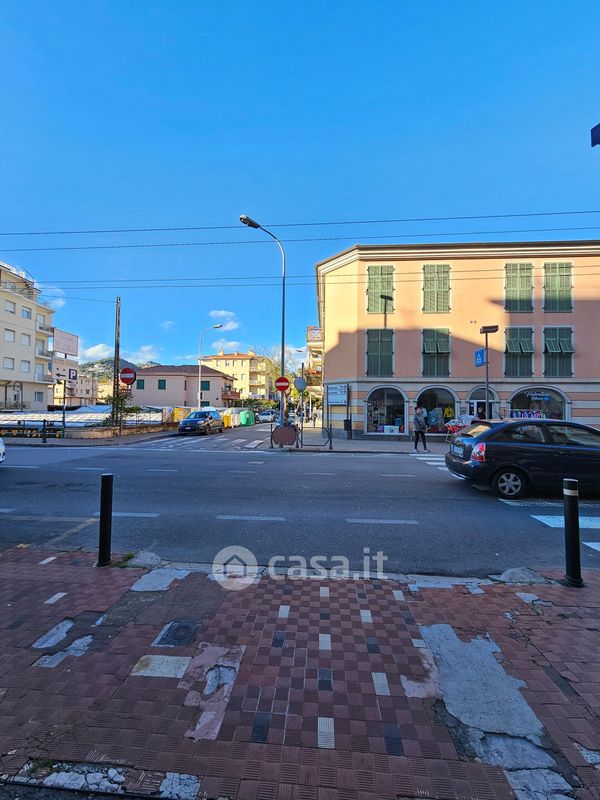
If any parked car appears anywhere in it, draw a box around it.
[178,409,224,435]
[258,410,277,423]
[0,437,5,464]
[445,419,600,498]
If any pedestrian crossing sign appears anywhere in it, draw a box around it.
[474,348,487,367]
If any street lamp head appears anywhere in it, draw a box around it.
[240,214,261,229]
[213,323,223,330]
[480,325,499,334]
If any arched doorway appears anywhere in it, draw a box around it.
[509,387,567,420]
[416,387,457,433]
[468,386,499,419]
[366,387,407,433]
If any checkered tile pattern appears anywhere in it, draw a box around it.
[1,547,600,799]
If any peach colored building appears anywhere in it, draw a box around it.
[315,240,600,438]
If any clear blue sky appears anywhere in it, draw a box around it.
[1,1,599,363]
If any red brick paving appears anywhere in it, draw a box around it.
[0,547,599,798]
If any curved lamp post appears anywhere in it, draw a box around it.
[198,323,222,410]
[240,214,286,426]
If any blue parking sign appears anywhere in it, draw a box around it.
[474,348,486,367]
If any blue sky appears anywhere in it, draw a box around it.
[1,1,599,363]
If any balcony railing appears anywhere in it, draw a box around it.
[37,324,53,334]
[222,390,241,401]
[0,281,36,300]
[35,349,53,359]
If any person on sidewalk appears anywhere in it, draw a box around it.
[413,405,430,452]
[312,411,318,427]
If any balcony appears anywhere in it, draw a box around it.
[222,389,241,401]
[35,349,53,359]
[0,281,36,301]
[37,324,53,334]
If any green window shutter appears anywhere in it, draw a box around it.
[367,329,393,376]
[423,264,450,312]
[436,329,450,353]
[505,329,520,353]
[518,328,534,353]
[558,327,574,353]
[544,263,572,312]
[544,328,561,353]
[367,265,394,313]
[422,329,437,353]
[506,264,533,311]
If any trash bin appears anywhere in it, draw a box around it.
[343,418,352,439]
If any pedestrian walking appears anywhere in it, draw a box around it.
[413,405,430,452]
[312,410,317,427]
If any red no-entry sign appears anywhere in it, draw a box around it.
[275,376,290,392]
[119,367,137,386]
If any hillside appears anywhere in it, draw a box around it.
[79,358,160,380]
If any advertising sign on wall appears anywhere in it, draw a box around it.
[53,329,79,357]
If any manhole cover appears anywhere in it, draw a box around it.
[153,621,201,647]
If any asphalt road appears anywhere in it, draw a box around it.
[2,425,600,577]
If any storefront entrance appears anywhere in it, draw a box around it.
[416,388,457,433]
[468,386,499,419]
[510,387,566,420]
[366,388,406,433]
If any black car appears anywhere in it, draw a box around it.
[178,410,224,435]
[445,419,600,498]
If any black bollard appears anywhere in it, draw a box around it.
[97,473,114,567]
[562,478,584,587]
[42,419,47,444]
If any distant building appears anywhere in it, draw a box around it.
[0,260,54,411]
[201,350,273,399]
[97,379,113,403]
[305,326,323,407]
[130,364,239,408]
[316,240,600,437]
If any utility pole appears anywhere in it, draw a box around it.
[111,297,121,427]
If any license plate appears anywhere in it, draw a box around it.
[450,443,464,457]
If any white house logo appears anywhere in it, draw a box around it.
[212,546,259,591]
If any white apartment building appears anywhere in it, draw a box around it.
[0,261,54,411]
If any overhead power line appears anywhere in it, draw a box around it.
[4,224,600,254]
[1,209,600,237]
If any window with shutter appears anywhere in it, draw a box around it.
[544,263,573,312]
[423,264,450,313]
[422,329,450,376]
[366,329,393,376]
[544,327,573,377]
[505,263,533,312]
[367,265,394,313]
[505,328,533,376]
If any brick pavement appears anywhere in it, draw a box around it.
[0,547,599,799]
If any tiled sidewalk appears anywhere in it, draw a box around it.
[0,548,599,800]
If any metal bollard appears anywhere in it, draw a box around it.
[562,478,584,587]
[97,473,114,567]
[42,419,47,444]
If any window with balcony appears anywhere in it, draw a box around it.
[544,327,573,377]
[505,263,533,312]
[505,328,534,377]
[20,360,31,373]
[158,379,167,390]
[4,300,16,314]
[22,306,32,319]
[423,264,451,313]
[36,313,45,327]
[21,333,31,346]
[544,263,573,312]
[4,329,15,342]
[3,357,15,370]
[422,329,450,377]
[367,265,394,313]
[366,329,393,376]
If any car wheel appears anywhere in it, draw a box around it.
[492,468,527,499]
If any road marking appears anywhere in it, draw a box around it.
[0,508,14,513]
[584,542,600,552]
[216,514,285,522]
[44,592,67,605]
[7,465,39,469]
[248,461,264,465]
[74,467,108,471]
[47,517,97,545]
[215,436,226,440]
[438,467,449,471]
[229,470,255,474]
[245,440,264,449]
[92,511,160,518]
[230,439,246,446]
[379,474,416,477]
[532,515,600,529]
[426,461,445,465]
[346,518,419,525]
[313,472,335,476]
[39,556,57,565]
[500,499,600,508]
[147,468,179,472]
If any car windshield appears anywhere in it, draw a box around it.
[458,422,494,437]
[187,412,209,420]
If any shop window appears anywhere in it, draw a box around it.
[505,263,533,312]
[544,263,572,312]
[505,328,533,377]
[422,329,450,377]
[366,388,405,433]
[416,388,456,433]
[510,388,565,419]
[366,329,393,376]
[367,265,394,313]
[423,264,450,313]
[544,328,573,377]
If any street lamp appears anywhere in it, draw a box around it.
[198,324,223,410]
[480,325,499,418]
[240,214,287,426]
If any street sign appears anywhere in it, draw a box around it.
[474,348,487,367]
[592,122,600,147]
[294,376,307,392]
[68,368,78,382]
[53,359,78,383]
[327,383,348,405]
[275,376,290,392]
[119,367,137,385]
